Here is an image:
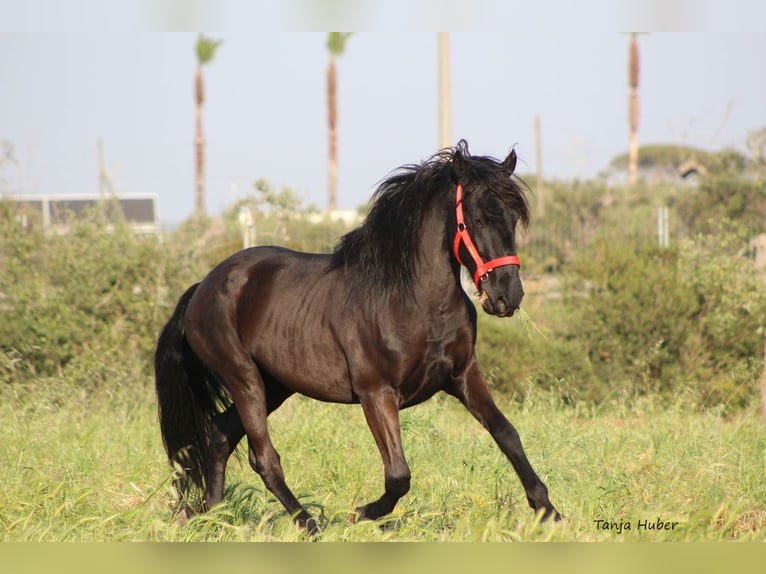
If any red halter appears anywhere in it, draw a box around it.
[452,183,521,288]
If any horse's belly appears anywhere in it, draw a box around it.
[236,264,356,403]
[253,334,356,404]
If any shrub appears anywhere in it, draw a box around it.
[2,189,763,414]
[0,184,353,389]
[560,223,766,410]
[672,174,766,237]
[475,307,597,404]
[0,210,168,379]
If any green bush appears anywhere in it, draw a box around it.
[485,215,765,412]
[564,238,695,392]
[475,308,596,404]
[0,209,169,381]
[560,223,766,410]
[0,186,354,387]
[2,188,763,415]
[672,173,766,236]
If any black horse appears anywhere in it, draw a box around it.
[155,140,560,534]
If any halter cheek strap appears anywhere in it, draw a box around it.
[452,183,521,288]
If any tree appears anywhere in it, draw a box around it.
[194,34,223,217]
[326,32,352,213]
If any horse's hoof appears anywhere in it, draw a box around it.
[349,508,368,524]
[543,508,563,523]
[350,505,372,524]
[176,505,195,526]
[297,516,320,537]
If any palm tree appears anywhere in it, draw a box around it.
[438,33,452,150]
[326,32,352,213]
[194,34,223,216]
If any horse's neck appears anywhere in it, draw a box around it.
[412,205,464,307]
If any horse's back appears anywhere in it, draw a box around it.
[185,246,357,402]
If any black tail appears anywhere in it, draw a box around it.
[154,283,229,504]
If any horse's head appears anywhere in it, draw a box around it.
[451,141,529,317]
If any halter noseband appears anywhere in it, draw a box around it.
[452,183,521,288]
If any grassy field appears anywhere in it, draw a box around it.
[1,373,764,542]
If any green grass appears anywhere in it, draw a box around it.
[1,377,764,541]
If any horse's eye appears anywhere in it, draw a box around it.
[484,196,504,218]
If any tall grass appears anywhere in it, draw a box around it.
[1,373,764,541]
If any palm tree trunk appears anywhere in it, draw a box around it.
[195,66,206,216]
[438,32,452,149]
[327,57,338,213]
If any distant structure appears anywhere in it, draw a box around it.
[305,209,361,226]
[678,158,709,179]
[2,193,160,234]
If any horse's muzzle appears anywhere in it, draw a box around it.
[479,269,524,317]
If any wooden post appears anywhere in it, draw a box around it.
[754,233,766,424]
[628,32,640,187]
[438,32,452,149]
[327,55,338,213]
[97,139,115,197]
[534,114,544,218]
[761,337,766,425]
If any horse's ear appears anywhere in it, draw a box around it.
[452,139,470,181]
[503,149,518,174]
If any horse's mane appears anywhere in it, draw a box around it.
[328,141,529,307]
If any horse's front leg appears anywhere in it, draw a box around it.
[355,387,411,521]
[447,360,561,522]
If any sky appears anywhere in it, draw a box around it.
[1,1,765,227]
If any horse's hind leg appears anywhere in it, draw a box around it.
[210,359,315,533]
[204,381,297,513]
[355,388,411,521]
[448,361,561,522]
[204,405,245,509]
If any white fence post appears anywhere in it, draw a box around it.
[657,206,669,248]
